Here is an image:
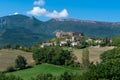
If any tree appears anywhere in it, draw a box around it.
[32,46,75,66]
[112,36,120,46]
[82,48,90,71]
[59,72,72,80]
[33,48,47,64]
[3,43,11,49]
[82,47,120,80]
[14,44,20,49]
[15,55,27,70]
[31,73,56,80]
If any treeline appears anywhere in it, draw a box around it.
[32,46,78,67]
[0,72,85,80]
[2,35,120,50]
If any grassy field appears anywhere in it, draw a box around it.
[73,46,114,63]
[0,46,114,80]
[0,49,33,71]
[7,63,82,80]
[0,47,114,71]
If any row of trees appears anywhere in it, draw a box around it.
[3,44,20,49]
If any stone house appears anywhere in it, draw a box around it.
[71,41,80,47]
[41,42,53,48]
[56,31,84,38]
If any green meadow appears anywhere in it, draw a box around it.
[7,63,82,80]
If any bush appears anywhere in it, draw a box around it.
[7,75,23,80]
[31,73,56,80]
[0,72,23,80]
[6,66,15,72]
[59,72,72,80]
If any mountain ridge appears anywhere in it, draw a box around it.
[0,14,120,47]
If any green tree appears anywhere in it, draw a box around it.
[15,55,27,70]
[0,72,6,80]
[82,48,90,71]
[32,46,75,66]
[59,72,72,80]
[6,66,15,72]
[14,44,20,49]
[33,48,47,64]
[82,47,120,80]
[3,43,11,49]
[112,36,120,46]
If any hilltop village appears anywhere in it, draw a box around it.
[40,31,112,48]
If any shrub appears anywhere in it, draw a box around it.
[6,66,15,72]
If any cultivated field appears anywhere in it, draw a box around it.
[0,46,114,71]
[73,46,114,63]
[0,49,33,71]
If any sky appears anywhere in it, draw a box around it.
[0,0,120,22]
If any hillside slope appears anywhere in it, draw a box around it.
[1,14,120,46]
[7,63,82,80]
[0,15,52,47]
[0,49,33,71]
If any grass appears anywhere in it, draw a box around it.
[0,47,114,71]
[0,49,33,71]
[0,46,114,80]
[73,46,114,63]
[7,63,82,80]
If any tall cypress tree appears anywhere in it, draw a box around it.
[82,48,90,71]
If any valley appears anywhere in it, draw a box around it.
[0,0,120,79]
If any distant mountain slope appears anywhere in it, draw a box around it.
[0,14,120,47]
[0,15,51,47]
[0,28,50,47]
[46,18,120,37]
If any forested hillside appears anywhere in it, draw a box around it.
[1,14,120,47]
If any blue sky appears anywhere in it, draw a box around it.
[0,0,120,22]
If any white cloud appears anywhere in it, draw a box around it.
[27,7,46,16]
[34,0,45,6]
[14,12,19,15]
[27,0,69,18]
[27,7,68,18]
[46,9,68,18]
